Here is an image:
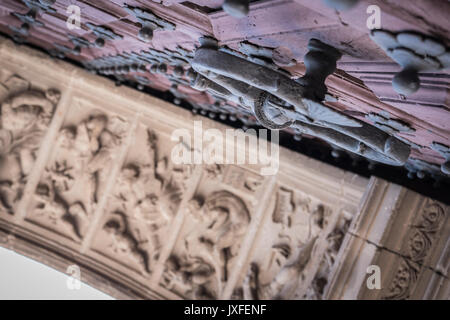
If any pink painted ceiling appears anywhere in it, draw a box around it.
[0,0,449,179]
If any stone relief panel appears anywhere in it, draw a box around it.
[221,165,264,196]
[26,100,130,242]
[303,211,353,299]
[0,71,60,217]
[91,122,194,277]
[382,200,448,300]
[160,169,257,299]
[232,187,334,299]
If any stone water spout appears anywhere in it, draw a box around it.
[190,39,411,166]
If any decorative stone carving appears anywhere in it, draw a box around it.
[222,0,250,19]
[322,0,359,11]
[162,191,250,299]
[272,188,294,225]
[234,189,334,300]
[370,29,450,96]
[102,211,150,275]
[123,4,176,42]
[366,112,415,134]
[93,126,193,274]
[190,38,411,166]
[383,201,446,300]
[85,46,193,90]
[30,111,128,240]
[0,75,59,216]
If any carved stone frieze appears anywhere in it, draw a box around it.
[0,74,59,216]
[123,4,176,43]
[222,165,264,195]
[9,0,56,43]
[203,163,224,180]
[161,190,251,299]
[326,178,449,300]
[222,0,250,19]
[92,123,194,275]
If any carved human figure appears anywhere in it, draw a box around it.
[190,39,411,166]
[84,115,123,204]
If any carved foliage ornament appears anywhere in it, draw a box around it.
[383,201,446,300]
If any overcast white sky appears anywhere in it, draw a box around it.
[0,246,113,300]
